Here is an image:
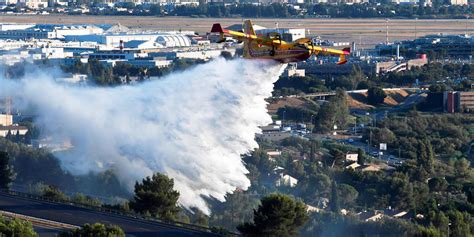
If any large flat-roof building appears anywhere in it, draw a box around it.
[65,33,192,47]
[0,24,104,40]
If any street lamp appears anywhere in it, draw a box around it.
[448,222,452,237]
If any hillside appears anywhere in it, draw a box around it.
[347,89,411,109]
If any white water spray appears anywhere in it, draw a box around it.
[0,58,285,214]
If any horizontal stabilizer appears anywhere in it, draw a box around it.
[337,54,348,65]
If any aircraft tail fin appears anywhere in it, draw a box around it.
[211,23,224,33]
[243,20,256,36]
[211,23,226,43]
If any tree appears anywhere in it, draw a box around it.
[297,173,331,203]
[454,158,471,179]
[315,89,348,133]
[58,223,125,237]
[366,127,396,145]
[431,212,449,236]
[72,193,102,207]
[130,173,180,221]
[41,185,69,201]
[357,148,365,165]
[446,211,472,237]
[0,151,14,190]
[237,193,309,237]
[0,216,37,237]
[428,177,448,192]
[329,181,340,213]
[367,87,387,105]
[338,184,359,206]
[243,149,275,177]
[210,191,260,231]
[416,140,434,178]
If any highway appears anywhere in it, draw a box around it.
[0,192,222,237]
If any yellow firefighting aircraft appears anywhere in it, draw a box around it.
[211,20,350,64]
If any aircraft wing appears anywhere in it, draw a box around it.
[307,46,351,65]
[211,23,287,46]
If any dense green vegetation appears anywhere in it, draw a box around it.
[238,128,474,235]
[78,2,474,19]
[0,216,37,237]
[0,138,129,200]
[58,223,125,237]
[367,113,474,160]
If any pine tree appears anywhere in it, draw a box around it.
[0,152,14,190]
[357,148,365,165]
[130,173,180,221]
[237,193,309,237]
[330,181,340,213]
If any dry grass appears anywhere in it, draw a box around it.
[1,15,472,47]
[267,97,307,114]
[347,89,411,109]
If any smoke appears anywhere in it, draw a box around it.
[0,58,285,214]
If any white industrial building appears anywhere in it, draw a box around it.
[0,25,104,40]
[0,24,35,31]
[65,33,192,48]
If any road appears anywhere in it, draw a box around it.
[0,192,222,237]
